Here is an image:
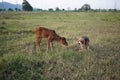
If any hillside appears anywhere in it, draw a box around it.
[0,2,22,10]
[0,12,120,80]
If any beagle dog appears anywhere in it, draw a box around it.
[78,36,90,50]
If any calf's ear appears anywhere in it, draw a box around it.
[53,30,55,33]
[61,37,66,40]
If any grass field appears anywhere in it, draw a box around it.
[0,12,120,80]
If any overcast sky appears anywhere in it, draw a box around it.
[0,0,120,10]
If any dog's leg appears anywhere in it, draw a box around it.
[87,46,90,50]
[86,42,90,50]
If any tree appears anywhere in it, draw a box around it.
[48,8,54,12]
[74,8,77,12]
[15,8,18,11]
[55,7,60,11]
[81,4,91,11]
[78,8,82,12]
[22,0,33,11]
[8,8,14,11]
[62,8,65,11]
[37,9,43,11]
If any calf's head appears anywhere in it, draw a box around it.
[60,37,68,46]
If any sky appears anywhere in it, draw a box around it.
[0,0,120,10]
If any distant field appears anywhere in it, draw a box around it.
[0,12,120,80]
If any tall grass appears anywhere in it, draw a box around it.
[0,12,120,80]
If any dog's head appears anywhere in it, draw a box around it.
[78,37,85,50]
[78,36,90,50]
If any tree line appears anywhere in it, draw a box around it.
[0,0,119,12]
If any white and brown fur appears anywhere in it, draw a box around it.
[78,36,90,50]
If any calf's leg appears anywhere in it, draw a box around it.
[36,36,41,51]
[47,40,50,51]
[50,42,53,51]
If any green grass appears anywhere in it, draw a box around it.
[0,12,120,80]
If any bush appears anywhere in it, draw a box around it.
[0,54,45,80]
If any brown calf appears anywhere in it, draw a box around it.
[35,27,68,51]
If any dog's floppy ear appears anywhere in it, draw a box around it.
[77,39,80,42]
[78,39,80,44]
